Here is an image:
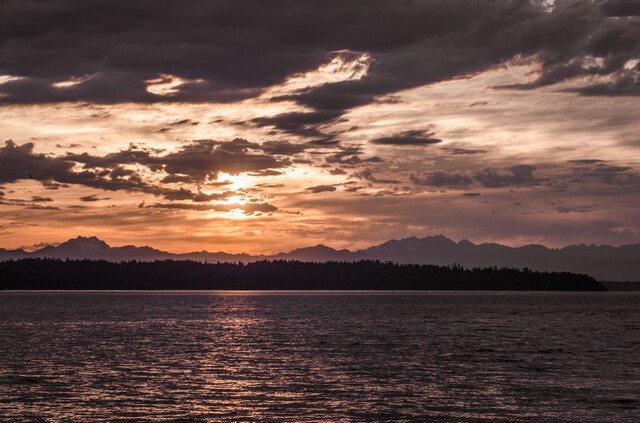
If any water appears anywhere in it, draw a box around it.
[0,291,638,422]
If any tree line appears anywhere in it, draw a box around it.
[0,258,607,291]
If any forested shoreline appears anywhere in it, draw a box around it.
[0,259,607,291]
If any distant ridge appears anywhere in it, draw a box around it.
[1,235,639,281]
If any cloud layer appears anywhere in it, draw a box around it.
[1,0,638,110]
[0,0,639,252]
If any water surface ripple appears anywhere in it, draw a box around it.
[0,291,638,422]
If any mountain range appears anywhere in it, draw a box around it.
[1,235,639,281]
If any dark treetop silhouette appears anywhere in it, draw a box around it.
[1,235,639,281]
[0,259,606,291]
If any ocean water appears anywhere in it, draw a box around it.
[0,291,638,422]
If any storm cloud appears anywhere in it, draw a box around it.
[0,1,637,116]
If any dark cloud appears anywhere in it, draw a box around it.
[410,171,472,187]
[80,194,110,202]
[475,165,539,188]
[308,138,341,147]
[259,141,309,156]
[555,203,599,214]
[568,71,640,96]
[280,1,640,129]
[66,138,289,183]
[255,183,285,189]
[0,1,325,104]
[64,149,152,169]
[151,203,231,212]
[406,164,545,191]
[0,198,26,207]
[158,188,195,202]
[246,170,284,177]
[462,192,481,197]
[252,110,344,138]
[160,174,197,184]
[305,185,337,193]
[0,194,59,210]
[495,4,640,96]
[590,165,632,173]
[42,180,69,190]
[31,196,53,202]
[355,170,401,184]
[158,118,199,132]
[150,201,277,215]
[577,163,640,186]
[192,191,234,202]
[443,148,488,155]
[325,147,383,167]
[160,188,232,203]
[168,119,198,126]
[0,140,76,183]
[151,139,286,181]
[568,159,607,165]
[0,0,635,116]
[371,130,442,146]
[601,0,640,16]
[0,139,284,204]
[240,202,278,214]
[0,222,38,231]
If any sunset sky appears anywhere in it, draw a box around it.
[1,0,639,253]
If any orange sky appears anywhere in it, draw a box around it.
[1,1,639,253]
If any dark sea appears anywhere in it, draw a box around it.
[0,291,638,422]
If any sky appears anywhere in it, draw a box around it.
[0,0,639,253]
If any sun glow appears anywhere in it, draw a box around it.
[219,173,257,190]
[230,208,247,219]
[224,196,247,205]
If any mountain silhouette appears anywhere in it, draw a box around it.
[275,244,355,261]
[1,235,639,281]
[33,236,112,259]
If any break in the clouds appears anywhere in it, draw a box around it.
[0,138,296,203]
[68,138,288,182]
[0,0,639,253]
